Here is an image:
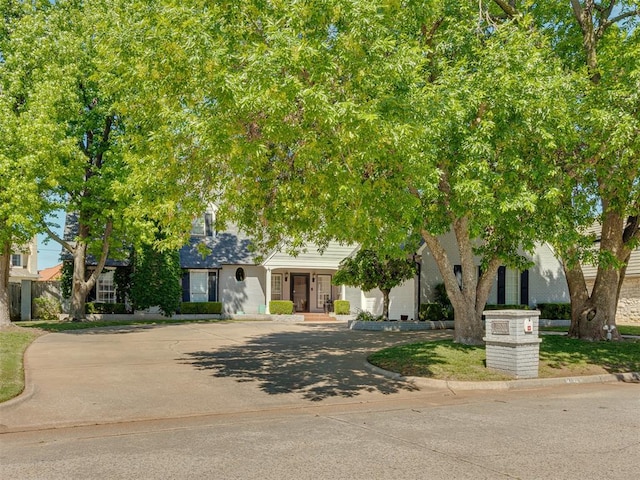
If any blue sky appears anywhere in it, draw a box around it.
[37,211,64,271]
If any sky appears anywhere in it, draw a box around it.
[37,211,64,271]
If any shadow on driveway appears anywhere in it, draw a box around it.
[180,325,450,402]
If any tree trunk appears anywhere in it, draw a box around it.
[422,221,500,345]
[564,210,630,341]
[0,242,12,327]
[381,289,390,320]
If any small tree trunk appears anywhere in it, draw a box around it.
[0,242,12,327]
[381,289,390,320]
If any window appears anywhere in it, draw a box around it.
[505,268,520,305]
[271,273,282,300]
[191,211,214,237]
[97,270,116,303]
[235,267,245,282]
[190,272,208,302]
[191,216,206,236]
[317,274,332,308]
[11,254,22,268]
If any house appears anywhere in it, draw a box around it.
[65,211,570,319]
[417,229,569,310]
[9,236,39,320]
[581,224,640,323]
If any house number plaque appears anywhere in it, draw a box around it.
[491,320,510,335]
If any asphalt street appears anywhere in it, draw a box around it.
[1,321,639,479]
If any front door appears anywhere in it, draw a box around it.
[291,274,310,312]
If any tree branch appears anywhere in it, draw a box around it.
[597,9,640,38]
[85,219,113,290]
[492,0,518,18]
[43,223,75,254]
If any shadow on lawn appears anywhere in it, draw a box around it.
[181,326,450,401]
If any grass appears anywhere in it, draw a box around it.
[0,328,43,403]
[540,325,640,336]
[368,335,640,381]
[16,317,234,333]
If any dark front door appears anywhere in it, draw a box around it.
[291,274,310,312]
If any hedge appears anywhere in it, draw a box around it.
[333,300,350,315]
[484,304,529,311]
[86,302,129,314]
[269,300,294,315]
[179,302,223,314]
[536,303,571,320]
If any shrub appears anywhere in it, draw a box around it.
[484,304,529,311]
[85,302,128,314]
[333,300,350,315]
[179,302,223,314]
[269,300,294,314]
[355,309,385,321]
[33,297,62,321]
[419,302,449,322]
[536,303,571,320]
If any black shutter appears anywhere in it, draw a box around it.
[205,213,214,237]
[520,269,529,306]
[208,272,217,301]
[497,266,506,304]
[182,272,190,302]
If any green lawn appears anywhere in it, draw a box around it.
[368,335,640,381]
[16,317,233,333]
[540,325,640,336]
[0,328,43,403]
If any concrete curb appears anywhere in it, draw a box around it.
[364,360,640,392]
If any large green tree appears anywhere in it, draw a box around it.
[0,0,64,326]
[5,0,218,320]
[189,0,574,344]
[492,1,640,340]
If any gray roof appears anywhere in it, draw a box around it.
[180,225,256,269]
[62,212,255,268]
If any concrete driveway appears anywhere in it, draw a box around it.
[0,321,452,431]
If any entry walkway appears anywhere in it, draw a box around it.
[0,322,450,432]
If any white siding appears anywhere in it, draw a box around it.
[219,265,266,314]
[263,242,358,269]
[357,279,416,320]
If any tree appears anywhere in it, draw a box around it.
[130,243,182,317]
[491,1,640,340]
[0,0,60,326]
[333,249,416,320]
[6,0,219,320]
[189,0,575,344]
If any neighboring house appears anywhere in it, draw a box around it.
[64,211,570,319]
[9,236,39,320]
[581,224,640,323]
[38,263,62,282]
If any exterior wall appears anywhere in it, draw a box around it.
[9,236,39,283]
[346,279,416,320]
[585,276,640,324]
[219,265,266,314]
[419,235,569,307]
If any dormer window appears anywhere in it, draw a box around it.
[191,211,215,237]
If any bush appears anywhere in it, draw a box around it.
[333,300,350,315]
[33,297,62,321]
[269,300,294,314]
[355,309,385,321]
[419,302,450,322]
[536,303,571,320]
[85,302,128,314]
[179,302,223,314]
[484,304,529,311]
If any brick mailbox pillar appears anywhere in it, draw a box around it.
[483,309,542,379]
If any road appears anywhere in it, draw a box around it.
[1,321,639,479]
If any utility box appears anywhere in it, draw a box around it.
[483,309,542,379]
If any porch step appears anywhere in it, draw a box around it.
[302,313,336,322]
